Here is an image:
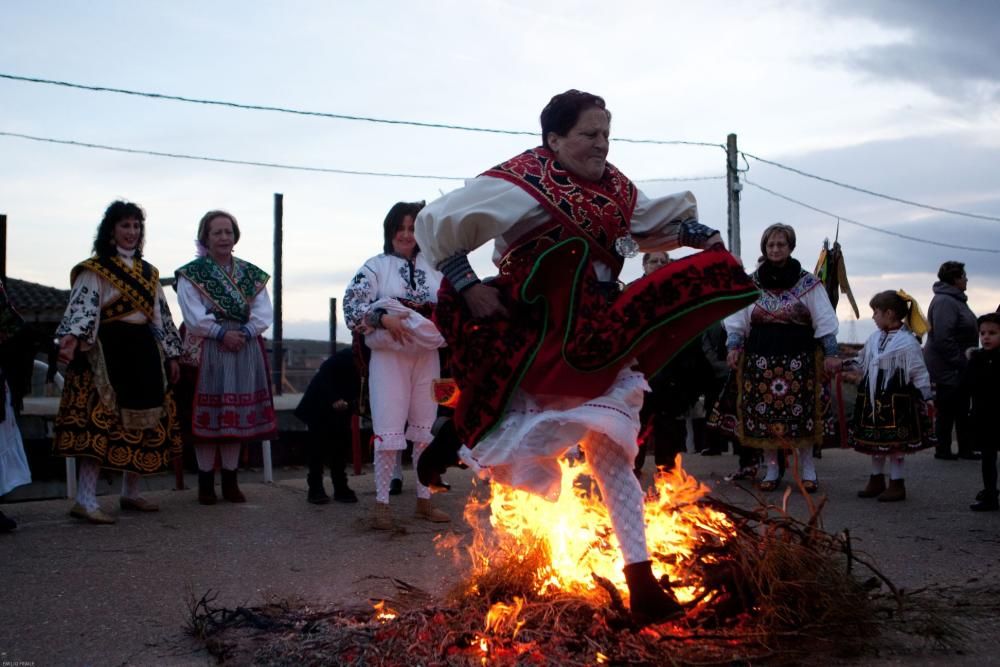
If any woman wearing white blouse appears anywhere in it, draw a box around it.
[54,200,183,524]
[175,210,276,505]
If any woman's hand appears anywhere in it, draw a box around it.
[58,335,78,364]
[167,359,180,385]
[221,330,246,352]
[332,399,349,412]
[726,349,741,370]
[704,233,725,250]
[462,283,509,319]
[381,312,414,345]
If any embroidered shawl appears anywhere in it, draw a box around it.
[482,147,637,278]
[857,325,925,407]
[72,256,158,321]
[175,256,269,324]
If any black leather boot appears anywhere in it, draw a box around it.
[417,417,463,491]
[198,470,217,505]
[307,473,330,504]
[971,490,999,512]
[623,560,684,625]
[220,469,246,503]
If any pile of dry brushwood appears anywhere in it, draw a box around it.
[188,494,980,666]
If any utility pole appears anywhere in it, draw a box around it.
[726,133,742,259]
[272,193,283,395]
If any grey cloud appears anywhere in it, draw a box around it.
[821,0,1000,104]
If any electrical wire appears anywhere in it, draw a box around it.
[742,151,1000,223]
[744,176,1000,254]
[0,131,468,180]
[0,72,723,148]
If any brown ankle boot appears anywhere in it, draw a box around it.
[198,470,217,505]
[858,474,886,498]
[373,502,394,530]
[878,478,906,502]
[623,560,683,625]
[414,498,450,523]
[220,469,246,503]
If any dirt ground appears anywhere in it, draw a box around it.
[1,446,999,666]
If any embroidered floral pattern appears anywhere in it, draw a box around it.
[436,242,757,446]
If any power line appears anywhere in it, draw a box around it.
[742,150,1000,223]
[744,176,1000,254]
[636,175,725,183]
[0,130,723,184]
[0,72,723,148]
[0,131,468,181]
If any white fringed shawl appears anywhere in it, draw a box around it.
[856,325,931,410]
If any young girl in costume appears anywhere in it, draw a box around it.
[847,290,935,502]
[966,312,1000,512]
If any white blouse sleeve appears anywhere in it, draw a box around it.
[152,285,183,357]
[415,176,541,267]
[723,304,753,349]
[803,284,839,340]
[56,271,102,345]
[343,262,380,331]
[245,288,273,338]
[630,189,700,252]
[176,276,223,340]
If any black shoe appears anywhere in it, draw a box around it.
[971,499,1000,512]
[0,510,16,533]
[307,486,331,504]
[934,452,959,461]
[388,478,403,496]
[958,452,983,461]
[417,416,463,492]
[976,489,986,502]
[623,560,684,625]
[333,487,359,503]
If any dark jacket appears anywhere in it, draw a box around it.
[294,347,361,431]
[924,282,978,387]
[964,347,1000,440]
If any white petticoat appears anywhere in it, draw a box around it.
[469,365,648,501]
[0,383,31,496]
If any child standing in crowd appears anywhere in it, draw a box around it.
[967,313,1000,512]
[847,291,935,502]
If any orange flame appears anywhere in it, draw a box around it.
[465,454,734,605]
[485,597,526,639]
[372,600,397,622]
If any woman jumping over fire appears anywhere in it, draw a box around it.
[414,90,758,624]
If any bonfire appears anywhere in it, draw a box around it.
[188,457,971,665]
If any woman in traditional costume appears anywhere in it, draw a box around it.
[0,278,32,531]
[176,210,276,505]
[847,290,934,502]
[414,90,758,624]
[54,200,183,524]
[709,223,841,493]
[343,201,450,529]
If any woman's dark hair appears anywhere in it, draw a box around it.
[540,90,611,149]
[93,200,145,258]
[937,261,966,285]
[978,312,1000,328]
[759,223,796,257]
[197,210,241,249]
[869,290,909,320]
[383,201,425,255]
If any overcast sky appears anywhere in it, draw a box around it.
[1,0,998,343]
